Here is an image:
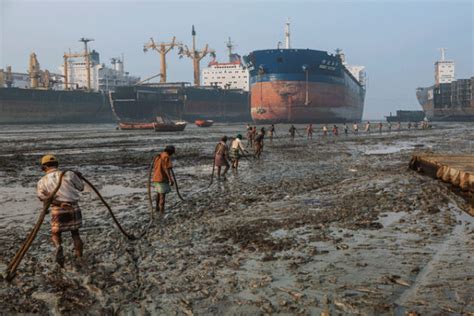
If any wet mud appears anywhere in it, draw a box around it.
[0,123,473,315]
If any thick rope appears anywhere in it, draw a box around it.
[5,171,66,282]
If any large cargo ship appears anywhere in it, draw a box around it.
[244,22,366,124]
[110,83,250,123]
[416,49,474,121]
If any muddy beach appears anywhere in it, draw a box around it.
[0,122,473,315]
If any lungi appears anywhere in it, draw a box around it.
[214,154,229,167]
[154,182,171,194]
[50,201,82,233]
[229,148,241,161]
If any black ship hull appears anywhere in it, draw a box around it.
[110,84,250,123]
[0,88,114,124]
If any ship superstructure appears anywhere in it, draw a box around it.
[244,21,366,123]
[202,38,249,91]
[416,49,474,121]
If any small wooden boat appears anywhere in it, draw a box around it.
[118,122,156,130]
[154,116,187,132]
[195,119,214,127]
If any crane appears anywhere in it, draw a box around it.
[79,38,94,90]
[178,25,215,86]
[143,36,179,83]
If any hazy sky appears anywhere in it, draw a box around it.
[1,0,473,119]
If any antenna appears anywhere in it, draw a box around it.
[439,48,446,61]
[285,18,291,49]
[226,37,235,62]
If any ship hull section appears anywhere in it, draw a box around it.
[251,80,363,123]
[111,85,250,123]
[0,88,113,124]
[416,83,474,121]
[246,49,366,124]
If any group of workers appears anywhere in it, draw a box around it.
[34,119,433,267]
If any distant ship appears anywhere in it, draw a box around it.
[385,110,426,123]
[416,49,474,121]
[244,21,366,123]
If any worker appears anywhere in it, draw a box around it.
[152,145,175,216]
[397,121,401,132]
[353,122,359,135]
[408,122,412,130]
[214,136,230,179]
[332,125,339,136]
[37,155,84,267]
[230,134,246,170]
[378,122,383,133]
[322,124,328,136]
[306,124,314,139]
[388,122,392,132]
[365,121,371,133]
[343,123,349,136]
[254,127,265,159]
[268,124,276,143]
[246,124,253,147]
[289,125,296,139]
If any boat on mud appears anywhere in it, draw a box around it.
[154,116,186,132]
[195,119,214,127]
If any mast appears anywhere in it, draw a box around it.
[180,25,214,86]
[79,38,94,91]
[226,37,234,62]
[285,18,291,49]
[144,36,178,83]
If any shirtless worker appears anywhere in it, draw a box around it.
[353,122,359,135]
[268,124,276,143]
[152,145,175,216]
[254,127,265,159]
[306,124,314,139]
[289,125,297,139]
[214,136,230,179]
[37,155,85,267]
[230,134,246,170]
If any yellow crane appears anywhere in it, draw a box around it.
[178,25,215,86]
[143,36,178,83]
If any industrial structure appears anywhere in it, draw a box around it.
[416,49,473,121]
[179,25,215,86]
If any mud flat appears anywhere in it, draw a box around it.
[0,122,473,314]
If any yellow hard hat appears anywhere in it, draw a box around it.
[41,154,58,165]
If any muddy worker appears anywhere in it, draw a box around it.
[152,145,175,216]
[378,122,383,133]
[306,124,314,139]
[332,125,339,136]
[214,136,230,179]
[343,123,349,136]
[254,127,265,159]
[230,134,246,170]
[365,121,371,133]
[246,124,253,147]
[289,125,296,139]
[322,124,328,136]
[268,124,276,143]
[37,155,85,267]
[353,122,359,135]
[408,122,412,130]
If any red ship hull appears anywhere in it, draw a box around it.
[250,81,364,123]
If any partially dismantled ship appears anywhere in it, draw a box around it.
[416,49,474,121]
